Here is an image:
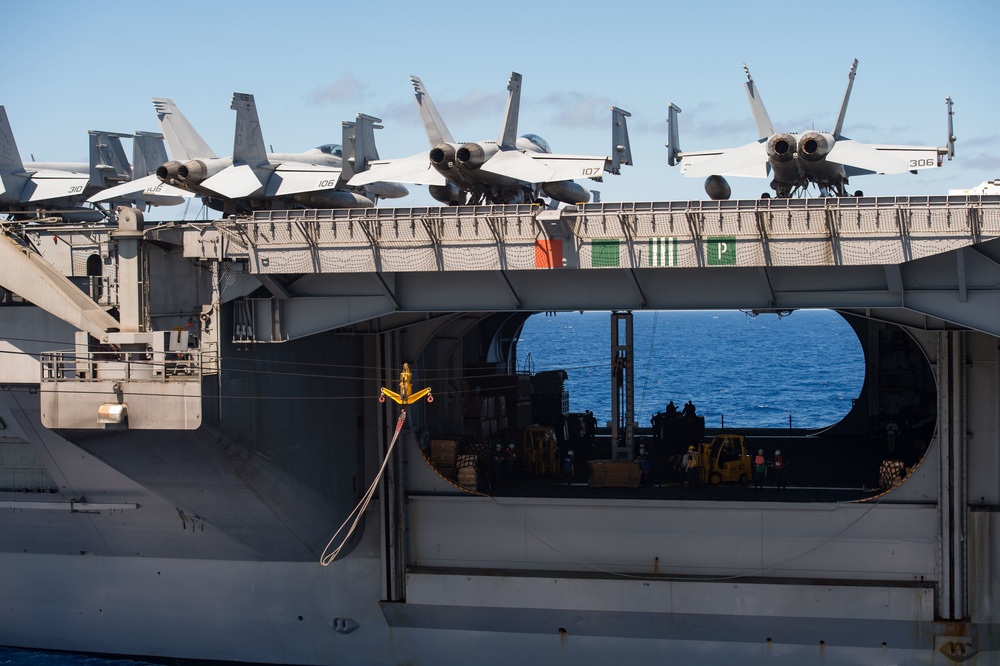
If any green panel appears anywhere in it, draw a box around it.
[707,237,736,266]
[592,239,620,267]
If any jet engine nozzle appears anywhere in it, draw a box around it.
[456,143,499,170]
[704,175,732,201]
[176,158,230,186]
[156,161,184,182]
[178,160,208,185]
[429,143,457,171]
[798,132,834,163]
[766,134,797,164]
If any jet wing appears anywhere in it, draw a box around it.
[477,149,557,183]
[87,174,192,204]
[517,153,608,182]
[265,163,344,197]
[679,141,770,179]
[827,140,940,175]
[201,164,266,199]
[348,152,445,187]
[20,170,89,202]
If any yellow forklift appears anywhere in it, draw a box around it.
[522,426,559,475]
[696,434,752,485]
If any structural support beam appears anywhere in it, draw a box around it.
[938,330,968,620]
[0,232,120,340]
[610,311,634,461]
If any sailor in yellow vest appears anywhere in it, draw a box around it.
[682,445,700,491]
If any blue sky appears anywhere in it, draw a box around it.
[3,0,997,212]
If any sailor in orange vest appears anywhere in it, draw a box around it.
[753,448,766,490]
[772,449,786,490]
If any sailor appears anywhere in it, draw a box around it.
[665,401,678,419]
[885,421,900,454]
[682,400,696,419]
[772,449,786,490]
[584,410,597,445]
[720,439,738,464]
[682,445,699,491]
[562,450,575,486]
[650,412,663,445]
[753,448,767,490]
[637,446,652,486]
[503,442,518,485]
[490,443,504,490]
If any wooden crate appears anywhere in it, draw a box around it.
[457,467,477,489]
[430,439,458,467]
[588,460,641,488]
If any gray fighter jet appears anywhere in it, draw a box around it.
[667,60,956,199]
[349,72,633,205]
[0,106,182,221]
[92,94,407,214]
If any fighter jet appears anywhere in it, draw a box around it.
[0,106,181,221]
[91,94,407,214]
[667,60,956,199]
[349,72,633,205]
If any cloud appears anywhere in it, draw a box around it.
[439,90,508,122]
[539,92,616,129]
[305,74,369,106]
[959,151,1000,171]
[676,101,754,139]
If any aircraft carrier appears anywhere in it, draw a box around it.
[1,195,999,665]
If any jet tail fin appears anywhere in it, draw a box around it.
[152,98,215,161]
[340,113,383,184]
[945,95,956,160]
[609,106,632,174]
[0,106,25,173]
[87,131,132,188]
[497,72,523,148]
[832,59,859,137]
[131,131,170,178]
[410,75,454,146]
[229,93,268,167]
[743,64,775,139]
[666,103,682,167]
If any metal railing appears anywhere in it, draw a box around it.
[40,349,205,383]
[211,196,1000,273]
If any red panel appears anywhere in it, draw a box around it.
[534,239,563,268]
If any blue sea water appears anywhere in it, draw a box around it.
[517,309,866,431]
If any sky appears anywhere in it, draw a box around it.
[3,0,998,215]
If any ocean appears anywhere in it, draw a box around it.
[517,309,865,431]
[2,309,864,665]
